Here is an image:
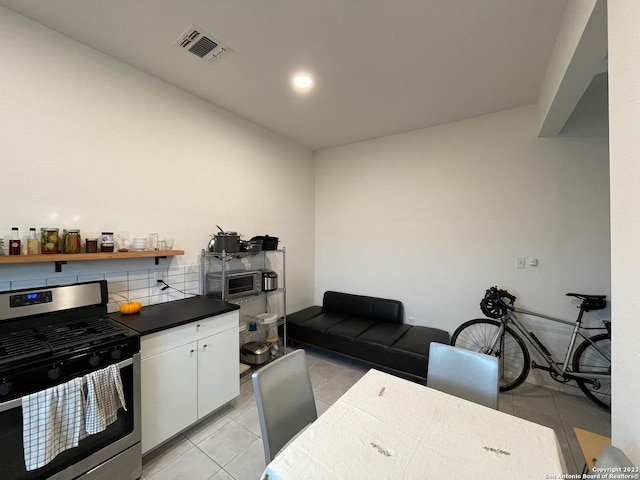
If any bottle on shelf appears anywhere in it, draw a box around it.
[9,227,21,255]
[27,228,40,255]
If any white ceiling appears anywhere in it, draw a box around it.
[0,0,568,151]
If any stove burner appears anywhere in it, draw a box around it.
[0,330,50,360]
[0,316,133,368]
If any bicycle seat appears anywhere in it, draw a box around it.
[566,293,606,300]
[566,293,607,311]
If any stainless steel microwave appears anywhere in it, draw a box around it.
[207,270,261,299]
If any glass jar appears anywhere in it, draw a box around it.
[101,231,114,252]
[40,228,59,254]
[85,238,98,253]
[62,229,81,254]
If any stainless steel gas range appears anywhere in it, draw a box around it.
[0,280,141,480]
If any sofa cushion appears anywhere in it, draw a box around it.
[326,316,376,340]
[357,323,411,347]
[391,327,450,356]
[304,311,349,333]
[323,291,403,324]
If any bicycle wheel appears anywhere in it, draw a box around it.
[451,319,530,391]
[572,334,611,411]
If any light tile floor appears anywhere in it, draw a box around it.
[141,347,610,480]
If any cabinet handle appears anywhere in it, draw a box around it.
[190,349,195,353]
[203,344,207,349]
[196,324,201,328]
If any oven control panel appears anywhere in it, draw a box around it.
[9,290,53,308]
[0,280,107,321]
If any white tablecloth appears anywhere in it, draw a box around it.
[262,369,567,480]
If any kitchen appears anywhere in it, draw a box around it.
[0,0,637,478]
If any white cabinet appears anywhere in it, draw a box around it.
[197,328,238,417]
[140,311,239,454]
[141,343,198,453]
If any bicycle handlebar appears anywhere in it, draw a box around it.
[480,286,517,319]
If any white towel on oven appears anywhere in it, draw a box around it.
[22,376,87,471]
[84,364,126,435]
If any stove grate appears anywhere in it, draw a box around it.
[0,316,131,368]
[0,330,50,360]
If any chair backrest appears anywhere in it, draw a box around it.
[595,445,635,470]
[252,350,317,464]
[427,342,499,409]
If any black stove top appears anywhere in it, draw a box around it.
[0,281,140,402]
[0,315,137,369]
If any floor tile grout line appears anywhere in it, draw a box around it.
[551,390,581,471]
[144,435,198,480]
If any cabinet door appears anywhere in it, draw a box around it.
[141,343,198,454]
[197,328,240,419]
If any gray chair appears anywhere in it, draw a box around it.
[252,349,317,464]
[595,445,635,470]
[426,342,499,409]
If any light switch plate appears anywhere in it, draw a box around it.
[516,257,526,268]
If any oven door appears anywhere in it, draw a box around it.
[0,354,141,480]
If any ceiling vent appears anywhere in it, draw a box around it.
[174,25,227,63]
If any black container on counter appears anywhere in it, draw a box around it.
[250,235,279,251]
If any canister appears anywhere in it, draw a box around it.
[256,313,279,341]
[261,270,278,292]
[41,228,60,254]
[101,232,114,252]
[62,230,81,254]
[85,238,98,253]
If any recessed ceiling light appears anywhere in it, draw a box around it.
[292,74,314,90]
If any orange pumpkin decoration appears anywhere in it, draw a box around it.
[119,301,142,314]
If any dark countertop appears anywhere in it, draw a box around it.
[112,295,240,335]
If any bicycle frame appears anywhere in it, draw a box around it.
[489,306,610,383]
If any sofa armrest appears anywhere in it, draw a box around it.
[288,306,324,326]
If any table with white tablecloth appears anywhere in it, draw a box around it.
[262,369,567,480]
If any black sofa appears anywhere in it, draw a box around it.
[287,291,449,381]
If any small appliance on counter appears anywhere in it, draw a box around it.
[206,270,262,299]
[241,341,271,365]
[261,270,278,291]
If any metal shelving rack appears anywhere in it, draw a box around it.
[200,247,287,351]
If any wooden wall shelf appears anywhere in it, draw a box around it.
[0,249,185,272]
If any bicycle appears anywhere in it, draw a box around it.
[450,286,611,410]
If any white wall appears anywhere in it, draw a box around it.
[608,0,640,462]
[315,105,610,387]
[0,7,315,313]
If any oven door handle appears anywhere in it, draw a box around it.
[0,357,134,412]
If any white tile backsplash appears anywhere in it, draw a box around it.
[77,273,106,283]
[105,271,128,285]
[10,278,47,290]
[46,276,79,286]
[1,264,201,313]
